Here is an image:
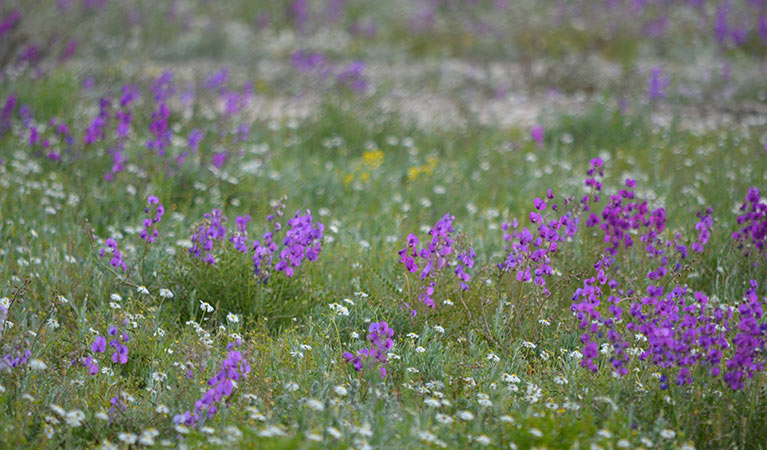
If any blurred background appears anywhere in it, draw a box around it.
[2,0,766,131]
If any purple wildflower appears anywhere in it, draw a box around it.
[343,321,394,378]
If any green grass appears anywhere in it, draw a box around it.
[2,1,767,448]
[1,87,766,448]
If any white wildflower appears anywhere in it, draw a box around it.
[306,432,323,442]
[457,410,474,421]
[660,429,676,439]
[503,373,521,383]
[475,435,491,446]
[30,359,47,370]
[305,398,324,411]
[334,385,348,396]
[117,433,137,444]
[64,410,85,427]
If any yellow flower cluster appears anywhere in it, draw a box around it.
[343,149,384,186]
[407,156,438,181]
[362,149,384,170]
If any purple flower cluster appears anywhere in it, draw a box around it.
[337,61,368,92]
[205,68,229,93]
[189,209,228,265]
[648,66,669,101]
[691,208,713,253]
[732,187,767,259]
[0,10,20,39]
[147,103,171,156]
[292,50,329,74]
[26,118,66,161]
[230,215,251,253]
[724,281,766,389]
[1,341,31,373]
[188,128,204,152]
[81,324,130,376]
[582,157,604,208]
[291,52,369,92]
[106,325,130,365]
[531,125,544,146]
[99,237,127,271]
[586,177,667,257]
[273,210,324,278]
[188,203,324,280]
[252,206,324,282]
[566,162,767,390]
[140,196,164,243]
[399,214,474,310]
[252,204,285,278]
[1,94,17,135]
[575,263,767,391]
[82,335,107,375]
[151,71,175,102]
[342,321,394,379]
[103,84,139,180]
[84,97,111,146]
[498,189,578,297]
[174,340,250,428]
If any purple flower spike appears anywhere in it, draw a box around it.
[342,321,395,378]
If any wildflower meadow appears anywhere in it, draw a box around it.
[1,1,767,448]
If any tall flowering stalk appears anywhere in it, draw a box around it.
[96,196,165,280]
[0,94,17,136]
[146,103,171,156]
[498,189,579,300]
[252,199,324,282]
[342,321,394,379]
[84,97,110,146]
[229,215,251,253]
[273,210,324,278]
[99,238,127,271]
[189,209,228,265]
[399,214,474,315]
[174,340,251,428]
[140,196,165,243]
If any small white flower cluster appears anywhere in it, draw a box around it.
[328,302,350,316]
